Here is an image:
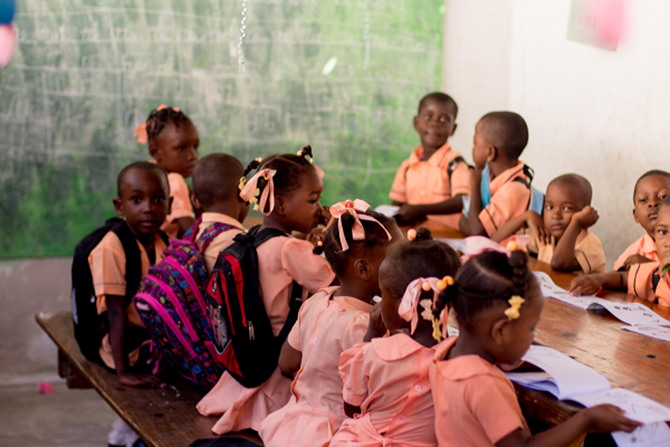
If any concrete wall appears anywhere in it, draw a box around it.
[443,0,670,266]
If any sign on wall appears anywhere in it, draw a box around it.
[567,0,625,51]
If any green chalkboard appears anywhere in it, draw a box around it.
[0,0,443,258]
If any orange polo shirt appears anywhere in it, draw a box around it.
[479,161,531,236]
[627,262,670,307]
[614,233,658,271]
[389,143,470,229]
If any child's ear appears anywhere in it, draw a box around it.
[149,142,159,159]
[113,198,124,218]
[491,317,510,344]
[451,122,458,136]
[413,115,421,133]
[353,258,371,281]
[167,196,173,216]
[632,208,640,224]
[191,193,202,214]
[487,145,498,163]
[274,195,287,216]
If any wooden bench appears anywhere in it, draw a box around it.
[36,311,263,447]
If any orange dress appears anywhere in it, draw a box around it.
[479,161,531,237]
[614,233,658,271]
[259,287,372,447]
[389,143,470,229]
[331,334,437,447]
[88,231,167,369]
[196,236,335,434]
[161,172,195,238]
[431,337,530,446]
[627,261,670,307]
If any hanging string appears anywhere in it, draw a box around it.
[362,0,370,70]
[238,0,248,73]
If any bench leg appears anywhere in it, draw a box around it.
[57,349,92,389]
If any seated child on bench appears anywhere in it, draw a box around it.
[88,161,170,386]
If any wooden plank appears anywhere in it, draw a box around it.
[36,311,262,447]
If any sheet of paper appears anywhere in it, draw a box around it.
[515,345,610,399]
[588,301,670,327]
[441,238,467,253]
[533,271,598,310]
[570,388,670,424]
[622,325,670,343]
[612,421,670,447]
[374,204,399,217]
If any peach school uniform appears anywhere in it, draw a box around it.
[88,230,168,369]
[479,161,532,237]
[259,287,372,447]
[196,236,335,434]
[389,143,470,229]
[530,230,606,273]
[194,212,245,273]
[613,233,659,271]
[162,172,195,238]
[627,262,670,307]
[330,333,437,447]
[430,337,530,447]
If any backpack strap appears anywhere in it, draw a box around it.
[109,220,142,302]
[446,155,471,180]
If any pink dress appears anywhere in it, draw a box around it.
[430,337,530,446]
[259,287,372,447]
[330,333,438,447]
[196,236,335,434]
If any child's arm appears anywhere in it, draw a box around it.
[490,210,547,244]
[363,303,386,342]
[395,196,465,224]
[459,168,487,236]
[496,404,640,447]
[551,206,599,271]
[344,402,361,418]
[278,339,302,379]
[106,295,161,387]
[569,272,627,295]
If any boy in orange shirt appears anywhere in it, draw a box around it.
[389,92,470,229]
[459,111,536,237]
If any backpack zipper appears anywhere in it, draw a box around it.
[248,321,255,340]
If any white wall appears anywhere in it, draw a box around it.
[443,0,670,266]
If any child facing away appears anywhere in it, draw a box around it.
[389,92,471,229]
[492,174,606,273]
[330,228,461,446]
[196,146,336,434]
[135,104,199,238]
[430,248,641,447]
[191,153,249,274]
[613,170,670,271]
[459,111,537,237]
[259,200,403,447]
[570,198,670,307]
[88,161,170,387]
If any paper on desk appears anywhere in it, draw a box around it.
[441,238,467,253]
[612,421,670,447]
[570,388,670,424]
[506,345,610,399]
[374,205,399,217]
[621,325,670,342]
[533,272,670,327]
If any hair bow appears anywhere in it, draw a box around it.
[239,168,276,215]
[133,104,179,144]
[326,199,392,252]
[397,277,440,335]
[504,295,525,320]
[460,236,527,264]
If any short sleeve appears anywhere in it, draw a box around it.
[339,342,370,406]
[340,313,370,352]
[575,233,606,273]
[281,238,335,293]
[479,182,529,236]
[166,173,195,222]
[388,159,410,203]
[88,232,127,311]
[467,375,526,444]
[449,159,471,197]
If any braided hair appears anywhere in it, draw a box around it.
[433,249,536,331]
[243,145,319,199]
[144,106,194,146]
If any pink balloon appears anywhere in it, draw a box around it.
[0,24,16,67]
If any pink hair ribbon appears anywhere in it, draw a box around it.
[460,236,511,264]
[398,277,441,335]
[239,168,277,215]
[133,104,179,144]
[326,199,392,252]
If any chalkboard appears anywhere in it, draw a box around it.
[0,0,444,258]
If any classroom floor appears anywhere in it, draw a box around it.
[0,378,115,447]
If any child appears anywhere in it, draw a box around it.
[459,111,536,237]
[389,92,470,229]
[191,153,249,273]
[88,161,170,387]
[330,229,461,446]
[135,104,199,238]
[613,170,670,271]
[570,198,670,307]
[431,249,641,446]
[259,200,403,447]
[492,174,606,273]
[196,146,336,434]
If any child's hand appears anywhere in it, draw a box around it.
[363,302,386,342]
[569,274,603,296]
[305,226,327,248]
[395,205,425,224]
[622,254,654,270]
[526,211,550,245]
[118,372,162,388]
[573,205,599,229]
[581,404,642,433]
